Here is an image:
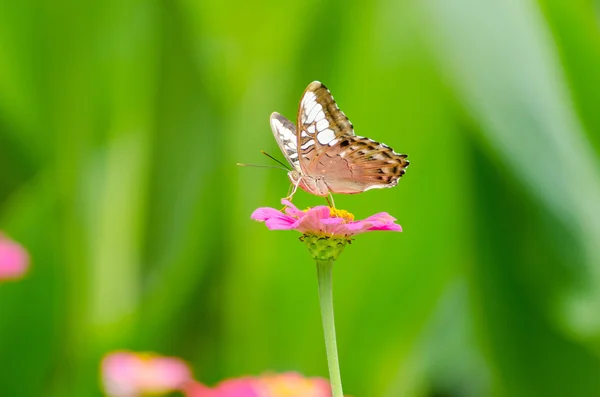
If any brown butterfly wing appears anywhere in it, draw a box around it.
[296,81,355,174]
[306,135,409,194]
[295,81,409,194]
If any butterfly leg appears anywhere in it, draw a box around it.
[326,193,336,209]
[280,184,294,211]
[284,183,294,200]
[285,178,301,200]
[281,177,302,210]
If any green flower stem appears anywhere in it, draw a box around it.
[316,259,344,397]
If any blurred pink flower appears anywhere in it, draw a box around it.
[184,378,258,397]
[251,200,402,238]
[0,233,29,281]
[184,372,333,397]
[255,373,331,397]
[101,351,192,397]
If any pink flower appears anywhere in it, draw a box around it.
[254,372,332,397]
[0,233,29,281]
[251,200,402,238]
[184,378,258,397]
[101,351,193,397]
[184,372,333,397]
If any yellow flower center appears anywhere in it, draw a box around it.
[329,208,354,222]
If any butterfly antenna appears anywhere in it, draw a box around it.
[236,163,289,172]
[261,150,292,171]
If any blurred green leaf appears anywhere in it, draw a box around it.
[419,0,600,345]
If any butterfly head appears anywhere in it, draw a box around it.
[288,171,331,197]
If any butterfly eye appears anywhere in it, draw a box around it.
[290,170,301,181]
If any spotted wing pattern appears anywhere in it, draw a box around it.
[296,81,355,170]
[306,135,409,193]
[270,112,301,172]
[295,81,409,194]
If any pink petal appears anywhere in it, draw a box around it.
[0,234,29,281]
[363,212,399,223]
[251,207,297,230]
[264,217,297,230]
[282,204,306,219]
[255,372,332,397]
[102,351,192,397]
[320,218,345,226]
[310,206,333,216]
[186,372,336,397]
[368,223,403,232]
[213,378,259,397]
[183,381,216,397]
[251,207,286,222]
[295,207,331,234]
[346,212,403,233]
[328,224,354,236]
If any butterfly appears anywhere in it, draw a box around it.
[270,81,409,200]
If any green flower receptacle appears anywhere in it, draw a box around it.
[301,234,349,262]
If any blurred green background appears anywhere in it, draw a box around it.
[1,0,600,396]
